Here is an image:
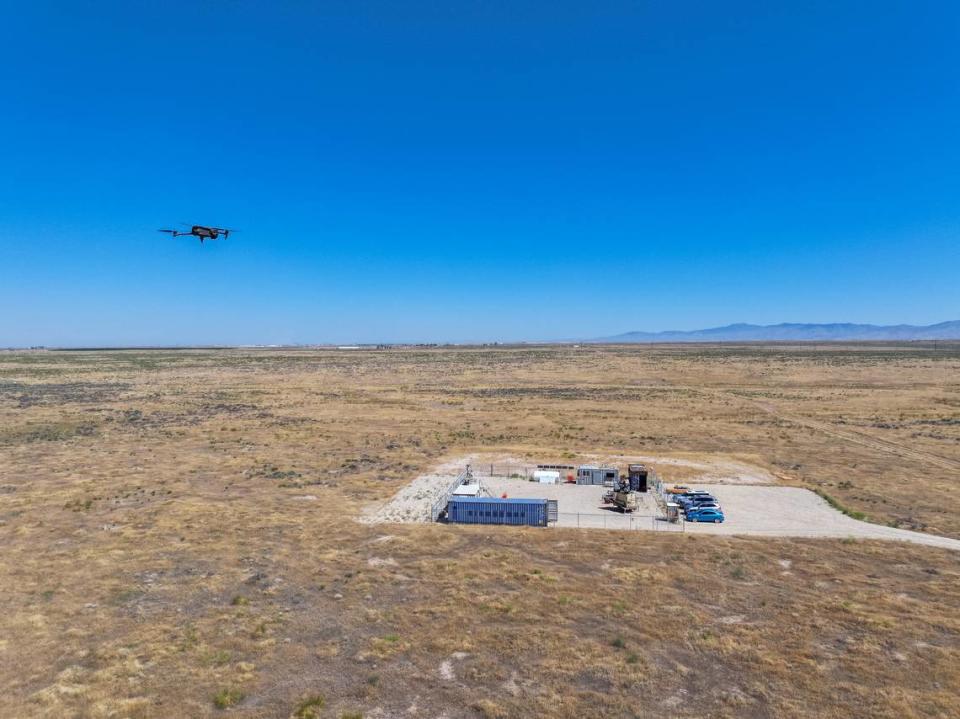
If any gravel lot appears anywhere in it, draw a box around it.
[364,459,960,551]
[683,484,960,550]
[490,480,960,549]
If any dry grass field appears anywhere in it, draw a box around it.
[1,345,959,718]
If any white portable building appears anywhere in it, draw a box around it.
[533,470,560,484]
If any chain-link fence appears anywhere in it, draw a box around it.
[470,463,539,479]
[553,512,684,531]
[430,468,471,521]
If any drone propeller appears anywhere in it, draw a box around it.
[158,229,178,235]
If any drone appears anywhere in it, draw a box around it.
[158,224,237,243]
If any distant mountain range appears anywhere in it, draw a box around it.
[593,321,960,343]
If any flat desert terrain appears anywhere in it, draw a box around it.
[1,344,959,718]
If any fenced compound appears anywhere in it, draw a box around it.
[428,462,682,529]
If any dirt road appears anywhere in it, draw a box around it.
[706,387,960,473]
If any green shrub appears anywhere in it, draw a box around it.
[213,687,245,709]
[815,488,867,521]
[205,650,232,666]
[294,695,324,719]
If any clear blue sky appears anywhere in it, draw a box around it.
[1,1,958,346]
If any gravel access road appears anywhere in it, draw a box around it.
[682,484,960,550]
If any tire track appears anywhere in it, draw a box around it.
[712,389,960,473]
[765,411,960,472]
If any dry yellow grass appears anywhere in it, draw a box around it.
[1,345,959,718]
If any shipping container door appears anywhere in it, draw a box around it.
[547,500,558,524]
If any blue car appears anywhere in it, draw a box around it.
[685,508,725,523]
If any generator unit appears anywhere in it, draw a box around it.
[627,463,649,492]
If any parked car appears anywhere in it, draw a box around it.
[685,508,725,523]
[684,503,720,514]
[679,495,717,508]
[677,493,713,503]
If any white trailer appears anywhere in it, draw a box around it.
[533,470,560,484]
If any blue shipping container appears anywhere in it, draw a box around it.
[447,497,549,527]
